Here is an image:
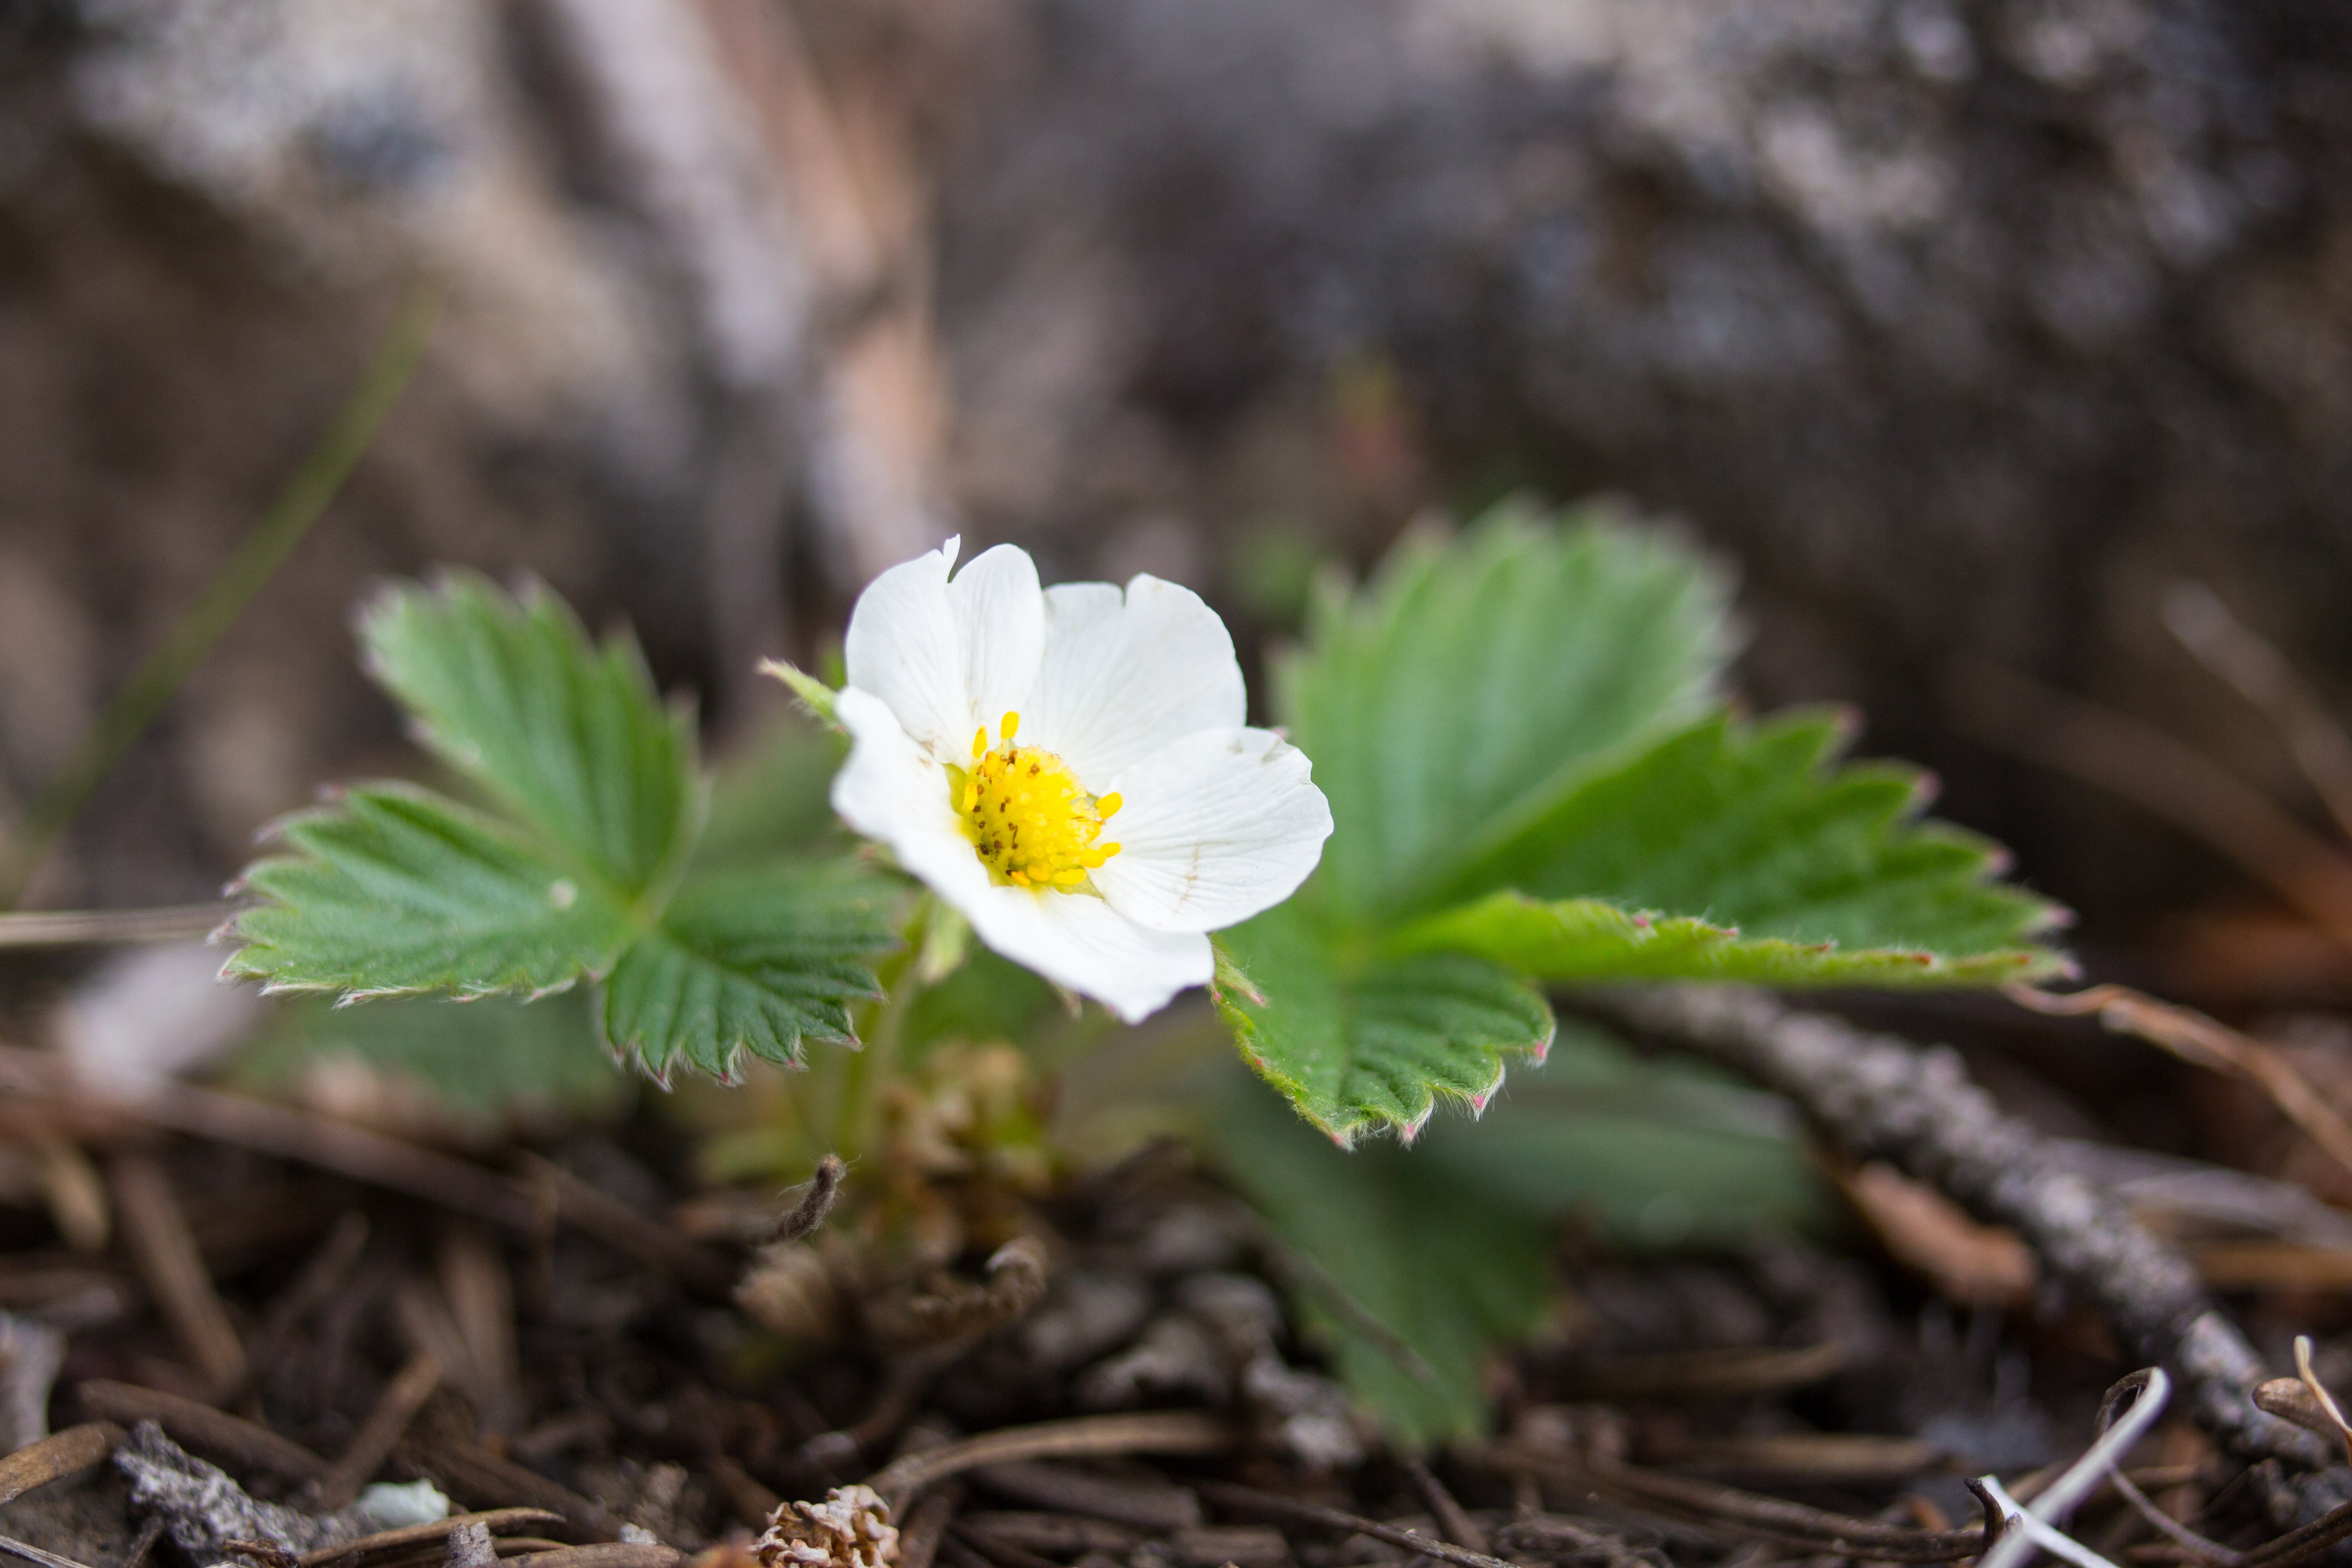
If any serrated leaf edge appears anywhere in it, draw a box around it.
[355,569,704,900]
[1214,960,1553,1150]
[1388,890,2076,986]
[217,780,634,1001]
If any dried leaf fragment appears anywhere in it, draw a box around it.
[1841,1160,2038,1308]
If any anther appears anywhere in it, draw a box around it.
[972,726,987,759]
[1098,793,1123,819]
[1000,711,1020,743]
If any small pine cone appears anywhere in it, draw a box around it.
[753,1486,898,1568]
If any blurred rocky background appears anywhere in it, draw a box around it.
[2,0,2350,983]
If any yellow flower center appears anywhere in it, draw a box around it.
[951,712,1121,889]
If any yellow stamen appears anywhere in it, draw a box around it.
[1097,792,1123,819]
[972,726,988,760]
[950,723,1119,890]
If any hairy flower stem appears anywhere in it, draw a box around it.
[806,897,932,1165]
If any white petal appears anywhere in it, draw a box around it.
[832,689,1211,1024]
[946,544,1045,745]
[1093,727,1334,933]
[831,688,980,886]
[842,537,968,758]
[955,882,1212,1023]
[1022,575,1246,784]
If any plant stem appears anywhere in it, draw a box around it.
[837,902,927,1171]
[0,286,441,909]
[806,895,929,1163]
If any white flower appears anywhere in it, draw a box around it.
[826,537,1332,1022]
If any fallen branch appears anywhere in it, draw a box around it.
[1587,986,2347,1520]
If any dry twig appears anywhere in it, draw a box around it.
[300,1513,568,1568]
[866,1412,1236,1515]
[307,1350,443,1512]
[78,1381,327,1482]
[2162,582,2352,844]
[1951,661,2352,950]
[1588,985,2352,1531]
[109,1152,246,1392]
[0,1532,98,1568]
[894,1495,956,1568]
[517,1157,733,1297]
[230,1212,369,1406]
[1194,1481,1544,1568]
[0,1050,530,1226]
[2006,983,2352,1190]
[506,1549,678,1568]
[1403,1460,1488,1555]
[969,1464,1199,1532]
[0,1423,119,1506]
[1490,1442,1986,1563]
[2292,1337,2352,1469]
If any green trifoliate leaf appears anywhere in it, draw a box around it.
[1222,506,2065,1140]
[1393,893,2049,984]
[1208,1078,1554,1447]
[361,573,698,894]
[1279,500,1731,923]
[224,784,631,998]
[1215,902,1553,1144]
[599,865,900,1080]
[1421,711,2064,977]
[1205,1025,1835,1444]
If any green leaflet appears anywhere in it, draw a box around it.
[601,866,900,1080]
[361,573,699,893]
[225,785,631,998]
[225,579,895,1091]
[1215,901,1553,1143]
[1280,501,1731,924]
[1390,711,2065,985]
[1224,504,2068,1149]
[1394,892,2052,985]
[1426,711,2060,959]
[1209,1078,1555,1447]
[1205,1024,1835,1444]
